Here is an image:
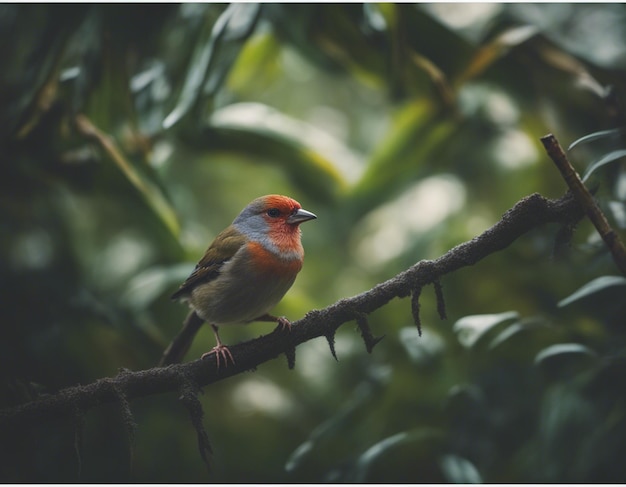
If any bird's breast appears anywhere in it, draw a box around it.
[187,241,302,325]
[246,241,303,276]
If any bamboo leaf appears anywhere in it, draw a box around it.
[75,115,180,237]
[353,428,443,482]
[456,25,539,85]
[285,382,377,473]
[534,343,597,366]
[195,103,352,202]
[453,311,519,348]
[581,149,626,182]
[351,99,458,218]
[558,275,626,307]
[163,4,261,129]
[568,127,626,151]
[439,454,482,484]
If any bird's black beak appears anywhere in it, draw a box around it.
[288,208,317,224]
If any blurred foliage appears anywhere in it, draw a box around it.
[2,3,626,483]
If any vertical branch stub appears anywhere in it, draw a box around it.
[104,378,137,470]
[285,346,297,369]
[72,405,85,480]
[178,376,213,472]
[433,279,447,320]
[325,332,338,361]
[355,313,384,353]
[411,287,423,336]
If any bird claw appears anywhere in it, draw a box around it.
[201,344,235,368]
[276,316,292,332]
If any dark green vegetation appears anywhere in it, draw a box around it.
[2,3,626,482]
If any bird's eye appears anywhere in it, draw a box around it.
[266,208,281,218]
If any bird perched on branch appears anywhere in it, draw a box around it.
[159,195,317,367]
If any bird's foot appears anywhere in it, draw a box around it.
[201,344,235,368]
[275,316,292,332]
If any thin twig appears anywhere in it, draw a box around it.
[74,114,180,236]
[541,133,626,275]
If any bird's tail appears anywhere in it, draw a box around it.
[158,310,205,366]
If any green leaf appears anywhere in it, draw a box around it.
[262,4,339,73]
[163,3,261,129]
[196,102,351,202]
[453,311,519,348]
[203,3,261,95]
[227,32,281,93]
[534,343,597,366]
[558,275,626,307]
[284,440,314,474]
[439,454,482,484]
[568,127,626,151]
[488,322,525,350]
[353,428,442,482]
[285,382,376,473]
[280,4,386,86]
[457,25,539,84]
[73,114,181,238]
[581,149,626,182]
[2,5,89,137]
[362,3,387,33]
[608,201,626,229]
[121,263,192,311]
[399,327,445,365]
[351,99,458,218]
[124,169,182,239]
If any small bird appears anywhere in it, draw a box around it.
[159,195,316,367]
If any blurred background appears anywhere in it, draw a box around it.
[2,3,626,482]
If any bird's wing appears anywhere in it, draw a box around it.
[171,226,247,300]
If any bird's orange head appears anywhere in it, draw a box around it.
[233,195,316,255]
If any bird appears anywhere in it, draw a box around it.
[159,195,316,367]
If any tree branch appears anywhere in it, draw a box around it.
[0,192,584,429]
[541,133,626,275]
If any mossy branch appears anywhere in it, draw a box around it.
[0,190,584,430]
